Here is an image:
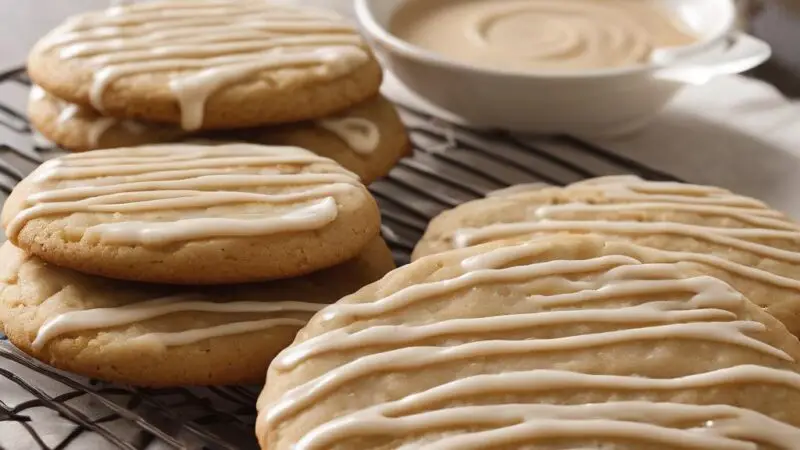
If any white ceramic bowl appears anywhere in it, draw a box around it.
[356,0,772,137]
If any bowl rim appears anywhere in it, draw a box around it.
[354,0,736,80]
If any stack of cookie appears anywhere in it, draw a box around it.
[26,0,409,184]
[0,142,396,386]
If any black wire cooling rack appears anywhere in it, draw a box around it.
[0,65,681,450]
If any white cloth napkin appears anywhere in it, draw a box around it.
[596,75,800,218]
[381,72,800,219]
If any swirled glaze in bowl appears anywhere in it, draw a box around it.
[390,0,697,72]
[357,0,770,136]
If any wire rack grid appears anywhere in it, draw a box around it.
[0,65,680,450]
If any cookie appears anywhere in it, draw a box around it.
[1,143,381,284]
[0,238,394,386]
[226,94,410,185]
[257,235,800,449]
[414,175,800,336]
[27,0,383,131]
[28,87,410,184]
[27,85,190,151]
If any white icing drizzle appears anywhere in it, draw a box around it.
[55,103,80,124]
[85,117,118,148]
[33,294,323,350]
[303,365,800,421]
[449,176,800,293]
[119,120,149,134]
[317,254,641,321]
[535,202,797,231]
[301,400,800,450]
[83,197,338,246]
[7,144,362,246]
[316,117,380,155]
[37,0,370,130]
[263,241,800,449]
[276,304,742,371]
[455,221,800,263]
[31,131,56,149]
[133,317,309,347]
[486,182,553,198]
[30,85,47,101]
[271,319,784,423]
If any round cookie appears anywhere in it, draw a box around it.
[1,143,381,284]
[257,235,800,449]
[27,85,190,151]
[224,95,411,185]
[28,0,383,131]
[0,238,394,387]
[414,175,800,336]
[28,87,410,184]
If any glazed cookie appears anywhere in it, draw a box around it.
[414,176,800,335]
[0,238,394,386]
[29,87,410,184]
[28,0,383,130]
[1,143,381,284]
[27,85,190,151]
[228,95,410,184]
[257,235,800,449]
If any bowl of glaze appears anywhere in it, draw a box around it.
[355,0,771,137]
